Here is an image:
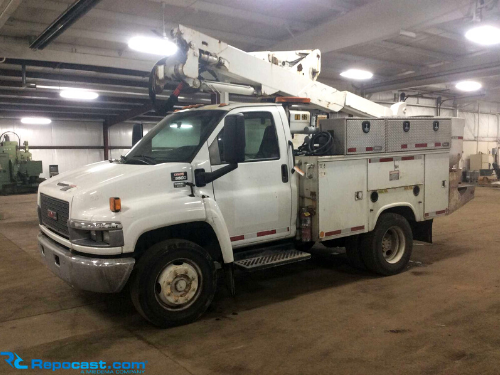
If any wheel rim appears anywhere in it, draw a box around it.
[381,226,406,264]
[155,259,202,311]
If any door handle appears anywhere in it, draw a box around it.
[281,164,289,183]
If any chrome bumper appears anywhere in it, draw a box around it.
[38,233,135,293]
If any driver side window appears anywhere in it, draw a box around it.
[209,112,280,165]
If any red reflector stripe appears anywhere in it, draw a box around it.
[366,147,373,151]
[379,158,393,163]
[230,235,244,242]
[416,143,427,148]
[257,229,276,237]
[402,156,414,161]
[425,213,430,217]
[351,226,365,232]
[347,147,356,152]
[436,210,446,215]
[435,142,441,147]
[401,144,408,149]
[458,136,463,139]
[325,230,342,236]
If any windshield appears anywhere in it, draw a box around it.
[125,110,225,164]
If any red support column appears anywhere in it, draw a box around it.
[103,121,109,160]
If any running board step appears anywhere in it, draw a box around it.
[234,249,311,271]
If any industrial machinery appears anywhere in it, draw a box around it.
[0,132,43,195]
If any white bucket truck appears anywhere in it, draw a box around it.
[37,26,474,327]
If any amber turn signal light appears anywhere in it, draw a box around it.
[109,197,121,212]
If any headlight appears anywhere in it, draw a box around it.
[68,220,124,248]
[69,220,122,230]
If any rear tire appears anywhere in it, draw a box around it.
[360,213,413,276]
[130,239,217,328]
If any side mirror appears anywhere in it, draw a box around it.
[132,123,143,146]
[223,114,245,164]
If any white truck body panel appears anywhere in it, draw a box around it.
[318,158,368,238]
[297,150,448,241]
[424,153,450,218]
[367,155,424,191]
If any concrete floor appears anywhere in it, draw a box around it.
[1,188,500,374]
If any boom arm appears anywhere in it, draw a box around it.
[151,25,406,117]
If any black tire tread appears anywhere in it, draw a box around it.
[360,213,413,276]
[130,239,217,328]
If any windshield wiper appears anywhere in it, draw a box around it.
[126,155,157,165]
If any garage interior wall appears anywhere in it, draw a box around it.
[2,97,499,178]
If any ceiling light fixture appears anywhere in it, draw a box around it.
[455,80,482,92]
[340,69,373,80]
[21,117,52,125]
[128,36,178,56]
[60,88,99,100]
[465,25,500,45]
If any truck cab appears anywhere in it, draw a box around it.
[37,103,302,326]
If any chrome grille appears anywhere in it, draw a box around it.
[40,193,69,238]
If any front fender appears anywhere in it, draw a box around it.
[202,196,233,263]
[122,193,207,253]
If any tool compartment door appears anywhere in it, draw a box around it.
[424,153,449,218]
[318,159,368,239]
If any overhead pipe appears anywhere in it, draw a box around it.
[29,0,103,50]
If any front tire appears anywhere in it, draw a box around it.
[130,239,217,328]
[360,213,413,276]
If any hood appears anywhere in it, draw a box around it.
[38,161,193,220]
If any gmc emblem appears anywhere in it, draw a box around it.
[47,209,58,221]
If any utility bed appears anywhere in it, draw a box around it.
[296,117,475,243]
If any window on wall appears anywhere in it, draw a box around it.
[209,112,280,165]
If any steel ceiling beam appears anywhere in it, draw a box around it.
[0,68,149,88]
[272,0,471,53]
[0,103,125,115]
[375,40,457,62]
[0,96,141,110]
[0,87,153,104]
[22,0,279,48]
[0,0,23,30]
[30,0,103,50]
[3,58,149,77]
[0,110,109,121]
[105,103,154,127]
[361,55,500,94]
[149,0,310,32]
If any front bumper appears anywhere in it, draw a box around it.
[38,233,135,293]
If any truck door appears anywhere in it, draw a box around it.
[208,107,293,247]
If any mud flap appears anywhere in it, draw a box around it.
[449,170,475,214]
[411,219,433,244]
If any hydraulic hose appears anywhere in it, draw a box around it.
[294,131,333,156]
[148,59,184,116]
